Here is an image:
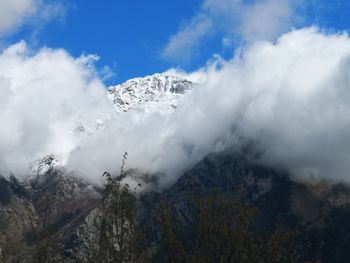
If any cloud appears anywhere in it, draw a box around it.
[0,41,113,178]
[171,27,350,184]
[162,0,302,63]
[0,0,67,37]
[0,0,37,36]
[3,27,350,189]
[237,0,298,41]
[69,27,350,187]
[162,15,213,64]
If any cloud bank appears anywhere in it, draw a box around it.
[0,41,113,177]
[2,27,350,188]
[70,27,350,187]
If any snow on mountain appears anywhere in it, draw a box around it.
[30,155,63,176]
[107,73,193,114]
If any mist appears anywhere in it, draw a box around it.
[0,41,113,178]
[2,27,350,187]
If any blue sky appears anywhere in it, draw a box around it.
[3,0,350,84]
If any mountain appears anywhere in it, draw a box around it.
[2,74,350,262]
[0,169,101,262]
[107,73,193,114]
[3,148,350,262]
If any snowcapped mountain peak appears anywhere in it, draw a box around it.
[107,73,193,114]
[30,154,63,176]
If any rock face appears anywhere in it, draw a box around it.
[0,176,35,262]
[0,169,101,262]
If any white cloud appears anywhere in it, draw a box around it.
[0,41,113,179]
[69,27,350,187]
[3,27,350,188]
[162,15,213,63]
[167,27,350,184]
[238,0,298,41]
[100,65,117,81]
[222,37,233,48]
[0,0,67,37]
[0,0,37,36]
[163,0,302,63]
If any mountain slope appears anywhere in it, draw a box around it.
[3,147,350,262]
